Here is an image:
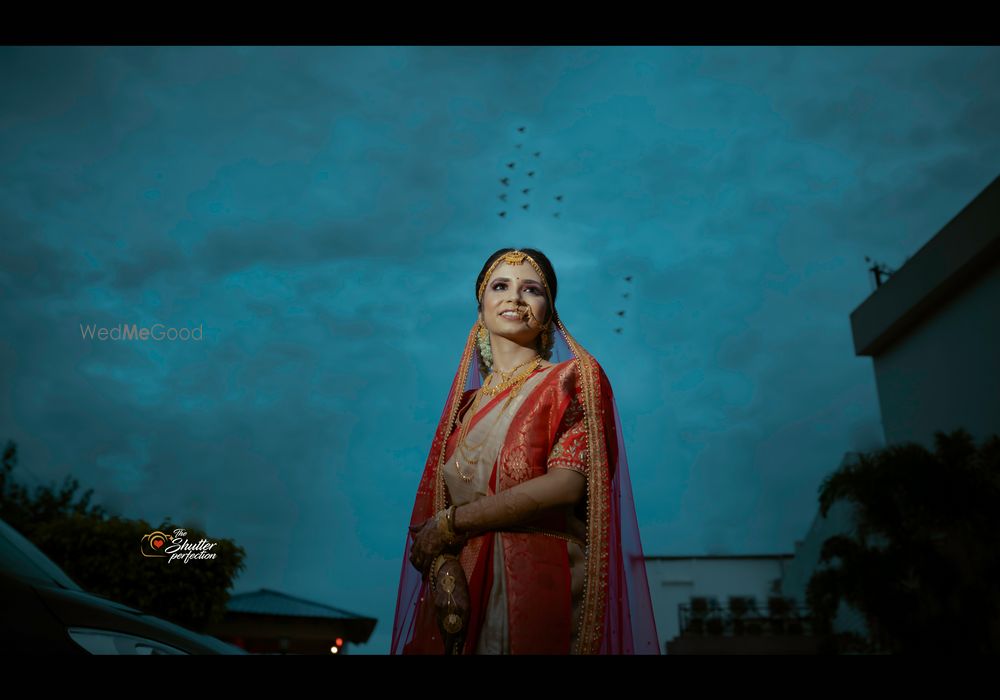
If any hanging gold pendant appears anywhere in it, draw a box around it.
[443,613,463,634]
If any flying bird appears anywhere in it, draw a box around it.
[522,204,530,210]
[517,126,526,133]
[499,194,507,201]
[534,151,541,157]
[527,171,535,177]
[515,143,522,149]
[624,275,632,282]
[616,310,626,317]
[500,177,509,186]
[522,188,531,194]
[623,292,629,298]
[498,211,507,218]
[614,328,622,334]
[555,195,563,202]
[507,162,515,169]
[553,212,560,218]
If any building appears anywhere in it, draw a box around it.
[646,553,824,654]
[207,588,376,654]
[650,172,1000,653]
[849,173,1000,450]
[783,172,1000,649]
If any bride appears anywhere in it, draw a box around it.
[390,247,659,654]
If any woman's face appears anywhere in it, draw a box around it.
[480,261,549,343]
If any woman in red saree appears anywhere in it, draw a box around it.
[390,248,660,654]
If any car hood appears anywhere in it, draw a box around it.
[35,582,248,654]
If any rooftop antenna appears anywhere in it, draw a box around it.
[864,256,896,290]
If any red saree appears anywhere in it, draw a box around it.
[391,314,660,654]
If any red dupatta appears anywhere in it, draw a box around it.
[390,312,660,654]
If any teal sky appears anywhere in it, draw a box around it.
[2,46,998,653]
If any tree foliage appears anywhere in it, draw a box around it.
[0,440,246,632]
[807,429,1000,653]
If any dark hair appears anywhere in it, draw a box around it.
[475,247,558,325]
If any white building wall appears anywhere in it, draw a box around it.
[645,555,791,651]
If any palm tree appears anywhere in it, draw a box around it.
[806,429,1000,653]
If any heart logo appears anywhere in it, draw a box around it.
[153,538,164,549]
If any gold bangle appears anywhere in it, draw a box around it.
[436,506,464,546]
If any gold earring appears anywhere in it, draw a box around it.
[477,320,493,369]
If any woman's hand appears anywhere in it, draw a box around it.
[433,557,470,654]
[408,517,451,575]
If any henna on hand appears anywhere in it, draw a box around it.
[408,516,456,575]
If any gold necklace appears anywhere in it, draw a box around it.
[454,357,543,482]
[481,355,542,397]
[456,401,506,469]
[454,388,511,481]
[455,362,535,465]
[455,389,493,460]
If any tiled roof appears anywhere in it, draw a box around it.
[226,588,372,620]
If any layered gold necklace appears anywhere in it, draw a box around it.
[453,355,542,482]
[481,355,542,397]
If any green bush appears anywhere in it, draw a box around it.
[1,440,246,632]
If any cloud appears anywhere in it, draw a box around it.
[3,46,998,652]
